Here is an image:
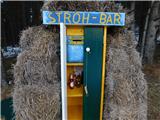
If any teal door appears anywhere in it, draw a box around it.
[83,27,104,120]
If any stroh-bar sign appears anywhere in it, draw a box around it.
[43,11,125,26]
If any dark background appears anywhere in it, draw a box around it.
[1,1,43,47]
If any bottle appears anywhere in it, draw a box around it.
[75,74,81,88]
[69,74,75,89]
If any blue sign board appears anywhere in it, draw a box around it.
[43,11,125,26]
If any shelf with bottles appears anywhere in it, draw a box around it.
[67,66,83,97]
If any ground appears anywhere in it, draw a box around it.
[143,64,160,120]
[143,44,160,120]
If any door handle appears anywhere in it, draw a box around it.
[84,86,88,96]
[86,47,91,53]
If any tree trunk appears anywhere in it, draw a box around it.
[131,1,135,32]
[140,2,153,58]
[144,1,160,64]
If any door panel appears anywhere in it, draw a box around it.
[83,27,104,120]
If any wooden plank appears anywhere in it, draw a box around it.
[60,23,68,120]
[100,26,107,120]
[43,11,125,26]
[67,26,84,36]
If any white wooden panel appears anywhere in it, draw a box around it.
[60,23,67,120]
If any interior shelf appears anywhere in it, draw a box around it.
[67,63,83,66]
[68,105,83,120]
[68,97,82,106]
[67,85,83,97]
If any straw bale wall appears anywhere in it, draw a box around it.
[13,1,147,120]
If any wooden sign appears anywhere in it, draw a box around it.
[43,11,125,26]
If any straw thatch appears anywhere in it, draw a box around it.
[13,1,147,120]
[41,1,124,12]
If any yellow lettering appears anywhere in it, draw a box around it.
[107,15,112,24]
[56,12,62,23]
[82,13,89,23]
[100,13,106,24]
[114,13,121,24]
[64,12,71,23]
[48,12,56,23]
[73,12,81,23]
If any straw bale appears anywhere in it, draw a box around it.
[14,26,60,87]
[20,26,40,51]
[13,85,60,120]
[103,32,147,120]
[41,1,123,12]
[13,26,61,120]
